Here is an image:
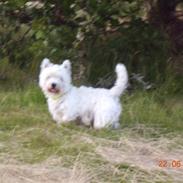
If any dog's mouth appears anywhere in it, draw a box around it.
[48,88,60,94]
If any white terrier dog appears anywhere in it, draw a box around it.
[39,58,128,129]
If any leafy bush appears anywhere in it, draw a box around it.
[83,20,170,84]
[0,0,181,91]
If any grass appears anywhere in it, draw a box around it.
[0,85,183,183]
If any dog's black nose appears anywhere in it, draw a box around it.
[51,83,56,88]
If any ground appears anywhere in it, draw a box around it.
[0,86,182,183]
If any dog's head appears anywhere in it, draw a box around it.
[39,58,72,98]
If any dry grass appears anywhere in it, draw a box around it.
[96,134,183,182]
[0,161,93,183]
[0,88,183,183]
[0,127,182,183]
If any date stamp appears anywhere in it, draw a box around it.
[158,160,183,168]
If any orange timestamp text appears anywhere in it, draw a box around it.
[158,160,183,168]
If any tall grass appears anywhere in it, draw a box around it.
[0,83,182,132]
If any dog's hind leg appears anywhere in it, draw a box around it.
[93,111,110,129]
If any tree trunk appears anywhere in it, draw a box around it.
[148,0,183,54]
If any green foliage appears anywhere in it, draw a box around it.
[0,0,181,90]
[85,20,170,84]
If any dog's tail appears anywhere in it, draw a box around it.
[110,63,128,97]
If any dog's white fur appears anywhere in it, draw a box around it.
[39,58,128,129]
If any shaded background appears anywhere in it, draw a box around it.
[0,0,183,92]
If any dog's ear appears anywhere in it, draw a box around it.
[41,58,52,70]
[62,60,71,71]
